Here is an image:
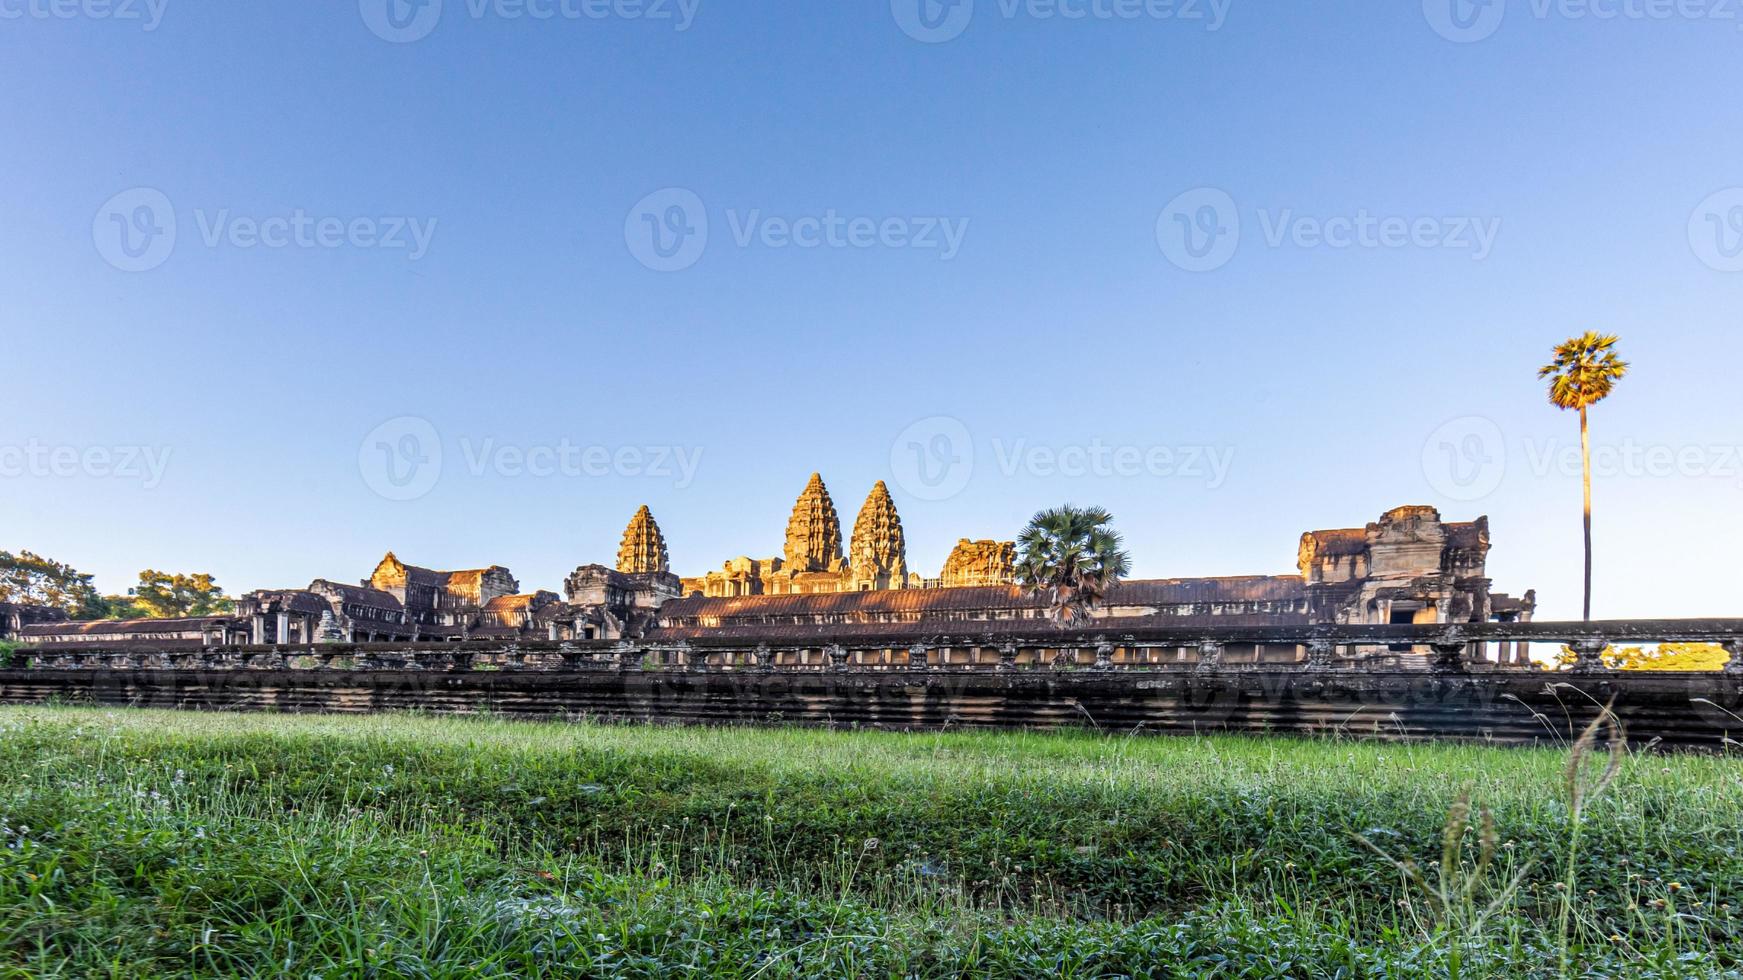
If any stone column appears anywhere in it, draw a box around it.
[1568,637,1611,673]
[251,614,266,645]
[275,612,290,646]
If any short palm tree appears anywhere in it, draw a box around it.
[1538,332,1628,621]
[1014,505,1132,626]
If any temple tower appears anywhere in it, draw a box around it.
[849,481,910,590]
[940,539,1016,588]
[616,505,671,575]
[783,473,845,572]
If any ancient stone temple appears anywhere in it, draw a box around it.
[939,539,1016,588]
[655,504,1536,665]
[1297,505,1532,628]
[784,473,846,574]
[617,505,671,575]
[0,602,67,641]
[847,481,911,591]
[681,474,928,597]
[555,506,684,639]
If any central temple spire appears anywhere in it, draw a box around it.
[850,480,910,589]
[783,473,844,572]
[617,505,670,575]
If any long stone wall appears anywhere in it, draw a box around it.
[2,665,1741,750]
[5,619,1741,748]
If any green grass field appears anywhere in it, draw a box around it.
[0,707,1737,978]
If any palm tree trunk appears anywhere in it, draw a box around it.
[1580,405,1593,622]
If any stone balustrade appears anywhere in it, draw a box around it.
[14,619,1743,674]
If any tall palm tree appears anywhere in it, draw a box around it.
[1014,505,1132,626]
[1538,332,1628,621]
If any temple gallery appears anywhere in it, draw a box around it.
[8,475,1537,666]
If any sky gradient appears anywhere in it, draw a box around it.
[4,0,1741,621]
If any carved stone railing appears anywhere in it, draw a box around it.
[12,619,1743,675]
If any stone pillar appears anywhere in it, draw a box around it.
[1429,640,1468,673]
[1568,637,1611,674]
[997,642,1017,671]
[1306,639,1337,670]
[1195,640,1223,672]
[1094,641,1114,670]
[275,612,290,646]
[908,643,929,670]
[251,614,266,645]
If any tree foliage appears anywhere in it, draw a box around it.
[1014,505,1132,626]
[1537,332,1629,412]
[0,551,106,617]
[127,570,233,618]
[1558,642,1731,672]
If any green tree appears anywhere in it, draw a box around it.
[1538,333,1628,621]
[1014,505,1132,626]
[128,570,233,618]
[0,550,106,617]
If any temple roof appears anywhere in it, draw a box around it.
[658,576,1309,625]
[848,481,906,576]
[20,616,237,637]
[617,505,671,575]
[310,580,405,612]
[783,473,844,572]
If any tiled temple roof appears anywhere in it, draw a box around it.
[21,616,237,637]
[658,576,1309,627]
[311,581,405,612]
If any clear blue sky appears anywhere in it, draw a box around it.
[4,1,1740,621]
